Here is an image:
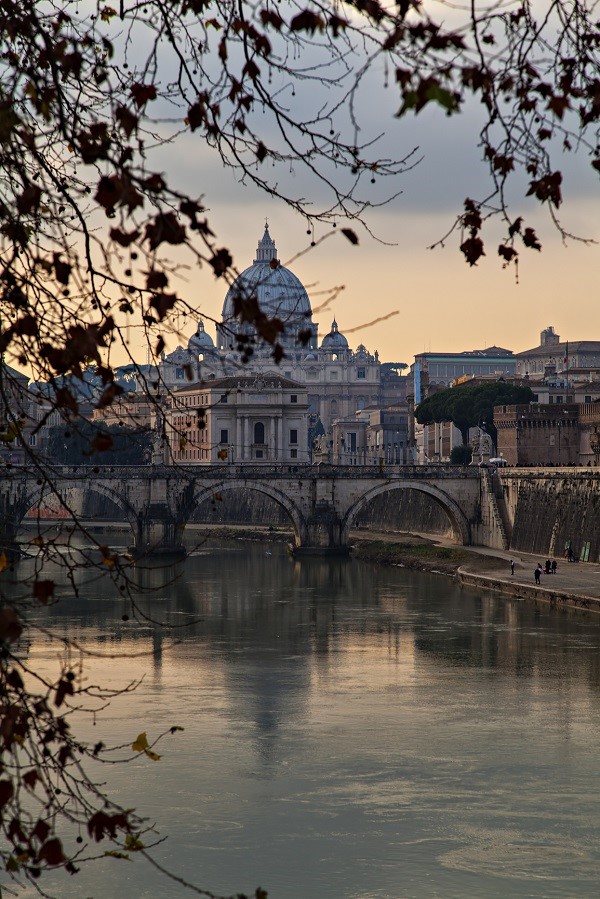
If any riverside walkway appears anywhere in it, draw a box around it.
[457,545,600,610]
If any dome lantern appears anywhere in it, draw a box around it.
[254,223,278,264]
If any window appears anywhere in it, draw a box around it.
[290,429,298,444]
[329,371,339,381]
[220,429,228,444]
[175,367,184,379]
[357,367,366,379]
[255,449,263,459]
[556,396,563,404]
[29,434,37,447]
[585,396,592,404]
[290,449,298,459]
[291,394,298,403]
[348,432,357,452]
[219,394,228,403]
[254,422,265,444]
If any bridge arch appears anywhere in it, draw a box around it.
[190,479,307,546]
[18,480,139,531]
[342,481,472,546]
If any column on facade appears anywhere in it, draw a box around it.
[241,416,248,461]
[269,416,275,461]
[277,417,283,462]
[236,415,243,462]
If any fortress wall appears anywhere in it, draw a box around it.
[499,471,600,561]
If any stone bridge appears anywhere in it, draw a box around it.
[0,463,503,558]
[3,463,595,561]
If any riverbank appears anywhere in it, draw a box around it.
[350,530,600,613]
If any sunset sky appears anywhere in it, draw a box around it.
[84,2,599,375]
[160,101,599,370]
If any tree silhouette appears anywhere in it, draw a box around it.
[0,0,598,894]
[415,381,535,447]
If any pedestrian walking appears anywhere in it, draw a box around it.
[534,564,542,585]
[551,560,557,574]
[510,559,515,576]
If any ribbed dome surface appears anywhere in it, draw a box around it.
[221,226,312,326]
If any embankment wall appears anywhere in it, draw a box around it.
[498,470,600,562]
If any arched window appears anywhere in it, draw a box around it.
[254,422,265,444]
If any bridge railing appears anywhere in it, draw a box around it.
[0,462,482,481]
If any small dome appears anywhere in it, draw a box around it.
[321,319,348,350]
[188,319,215,353]
[220,226,312,343]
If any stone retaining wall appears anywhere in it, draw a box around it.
[458,569,600,612]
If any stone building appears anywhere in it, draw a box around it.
[410,347,516,401]
[515,326,600,385]
[165,373,309,465]
[159,225,407,445]
[0,364,60,463]
[495,404,580,466]
[91,393,157,430]
[579,404,600,466]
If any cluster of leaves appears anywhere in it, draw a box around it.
[0,603,150,889]
[415,380,535,447]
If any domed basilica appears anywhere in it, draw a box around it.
[160,226,405,463]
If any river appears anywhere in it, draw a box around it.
[9,538,600,898]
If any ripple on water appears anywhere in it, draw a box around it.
[438,826,598,882]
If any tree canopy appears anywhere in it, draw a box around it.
[415,380,535,447]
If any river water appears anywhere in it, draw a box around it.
[10,538,600,898]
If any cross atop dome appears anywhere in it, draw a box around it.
[254,223,278,263]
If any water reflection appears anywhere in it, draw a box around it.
[8,540,600,898]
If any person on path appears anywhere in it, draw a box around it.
[551,559,557,574]
[510,559,515,576]
[534,564,542,585]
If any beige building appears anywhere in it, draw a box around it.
[165,373,309,465]
[91,393,157,430]
[516,326,600,384]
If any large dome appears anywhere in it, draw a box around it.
[221,226,312,328]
